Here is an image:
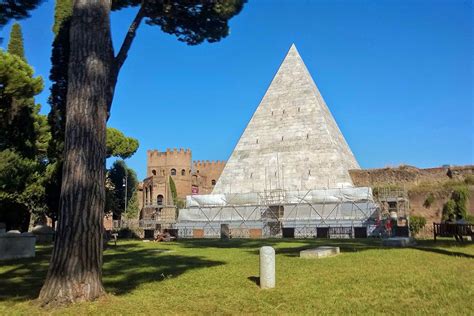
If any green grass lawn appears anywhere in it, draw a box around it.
[0,238,473,315]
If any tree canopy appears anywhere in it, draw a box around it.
[106,127,139,159]
[106,159,139,219]
[7,22,26,60]
[0,50,43,158]
[0,50,47,231]
[0,0,43,26]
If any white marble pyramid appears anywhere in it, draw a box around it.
[213,44,359,194]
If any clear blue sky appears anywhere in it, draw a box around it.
[1,0,472,180]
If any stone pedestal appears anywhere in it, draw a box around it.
[0,232,36,260]
[260,246,275,289]
[382,237,415,247]
[32,224,55,243]
[300,246,340,259]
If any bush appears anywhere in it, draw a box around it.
[464,175,474,185]
[409,215,426,236]
[423,193,435,208]
[465,214,474,224]
[442,200,456,220]
[114,227,141,239]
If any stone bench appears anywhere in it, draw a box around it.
[0,231,36,260]
[300,246,340,259]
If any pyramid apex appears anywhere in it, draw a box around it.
[288,43,298,53]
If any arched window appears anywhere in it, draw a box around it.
[171,168,176,176]
[181,169,186,176]
[152,169,156,176]
[211,179,216,186]
[157,194,163,205]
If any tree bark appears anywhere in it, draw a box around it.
[38,0,114,306]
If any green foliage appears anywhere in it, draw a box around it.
[0,50,48,230]
[0,0,43,27]
[169,176,177,204]
[0,50,43,158]
[168,176,185,209]
[110,1,246,45]
[106,128,139,159]
[464,214,474,224]
[451,186,469,218]
[443,185,470,220]
[52,0,72,35]
[7,23,25,61]
[423,193,435,208]
[123,191,139,219]
[113,227,141,239]
[409,215,426,236]
[106,160,138,218]
[442,199,456,220]
[464,175,474,185]
[0,149,45,230]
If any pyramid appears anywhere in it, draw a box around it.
[213,44,360,194]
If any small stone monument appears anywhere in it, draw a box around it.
[0,223,6,235]
[382,237,415,247]
[259,246,275,289]
[300,246,340,259]
[32,224,55,243]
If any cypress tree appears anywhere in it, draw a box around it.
[7,23,26,61]
[44,0,72,223]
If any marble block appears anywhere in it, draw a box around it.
[260,246,275,289]
[382,237,415,247]
[300,246,340,259]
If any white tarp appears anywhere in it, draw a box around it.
[186,187,373,208]
[178,206,262,222]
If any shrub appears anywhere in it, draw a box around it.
[442,200,456,220]
[423,193,435,208]
[114,227,141,239]
[409,215,426,236]
[464,175,474,185]
[442,185,470,220]
[465,214,474,224]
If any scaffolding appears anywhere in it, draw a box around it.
[175,187,378,238]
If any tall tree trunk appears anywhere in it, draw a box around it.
[39,0,114,306]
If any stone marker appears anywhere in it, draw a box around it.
[260,246,275,289]
[0,232,36,260]
[300,246,340,259]
[382,237,415,247]
[32,224,55,243]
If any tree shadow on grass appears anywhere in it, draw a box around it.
[0,242,225,302]
[411,246,474,259]
[0,245,52,302]
[102,243,224,295]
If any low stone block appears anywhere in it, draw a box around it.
[0,233,36,260]
[382,237,415,247]
[300,246,340,259]
[32,225,55,243]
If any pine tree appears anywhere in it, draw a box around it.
[39,0,246,305]
[0,50,45,231]
[7,23,26,61]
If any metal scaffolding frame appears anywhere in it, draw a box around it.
[175,187,378,238]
